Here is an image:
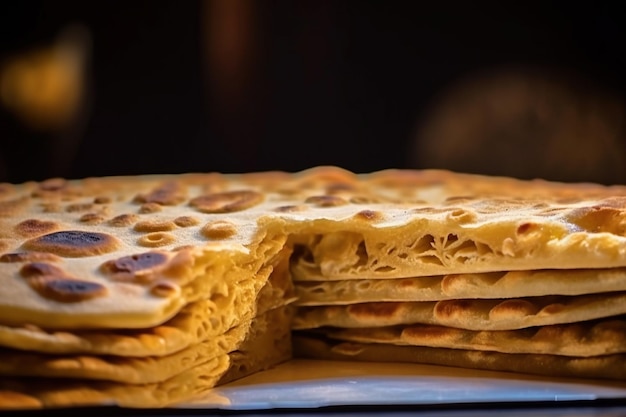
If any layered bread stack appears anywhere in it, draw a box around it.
[0,167,625,409]
[290,172,626,380]
[0,174,296,408]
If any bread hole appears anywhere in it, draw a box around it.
[418,255,444,266]
[374,265,395,273]
[408,234,436,252]
[398,252,409,259]
[444,234,459,245]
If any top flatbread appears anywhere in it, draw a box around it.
[1,167,626,330]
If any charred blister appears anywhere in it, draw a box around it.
[304,195,348,207]
[19,262,66,278]
[28,277,108,303]
[133,182,187,206]
[173,216,200,227]
[189,190,264,213]
[0,252,62,263]
[14,219,60,237]
[273,205,308,213]
[22,230,121,257]
[352,210,383,222]
[100,251,169,275]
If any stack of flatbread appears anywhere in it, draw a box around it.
[0,167,625,409]
[289,170,626,381]
[0,174,296,409]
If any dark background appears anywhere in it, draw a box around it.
[1,1,625,184]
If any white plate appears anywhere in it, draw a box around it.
[181,360,626,410]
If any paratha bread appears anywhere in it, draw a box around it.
[0,354,229,409]
[293,334,626,382]
[0,306,290,384]
[321,316,626,357]
[0,248,294,356]
[0,320,248,384]
[0,307,290,409]
[295,268,626,306]
[1,166,626,408]
[2,167,626,332]
[292,292,626,331]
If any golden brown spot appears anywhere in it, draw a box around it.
[19,262,66,278]
[22,231,120,257]
[0,241,9,252]
[173,216,200,227]
[201,220,237,240]
[304,195,348,207]
[325,183,356,194]
[539,303,566,316]
[79,213,106,224]
[349,196,379,204]
[353,210,383,222]
[137,232,175,248]
[489,299,539,320]
[108,213,138,227]
[65,203,94,213]
[93,196,112,204]
[27,276,107,303]
[403,324,454,341]
[133,219,176,233]
[14,219,59,237]
[149,281,180,298]
[138,202,163,214]
[100,251,168,275]
[0,252,62,263]
[0,197,29,216]
[40,202,62,213]
[189,190,264,213]
[134,182,187,206]
[348,302,400,319]
[434,299,474,320]
[273,205,307,213]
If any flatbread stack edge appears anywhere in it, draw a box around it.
[1,166,625,408]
